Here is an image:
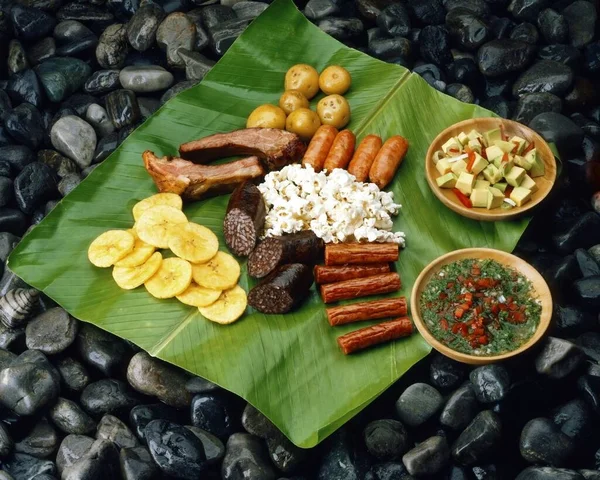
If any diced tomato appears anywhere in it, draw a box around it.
[464,292,473,304]
[440,319,449,331]
[509,303,519,311]
[477,335,489,345]
[498,303,508,311]
[510,312,526,323]
[491,304,500,315]
[473,306,482,316]
[474,292,485,298]
[458,275,465,283]
[446,282,455,289]
[453,188,473,208]
[473,327,485,336]
[459,302,471,311]
[507,296,514,303]
[466,150,476,173]
[454,308,465,319]
[452,322,463,333]
[471,265,481,276]
[439,292,448,300]
[475,278,498,289]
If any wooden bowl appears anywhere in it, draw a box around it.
[410,248,552,365]
[425,118,557,221]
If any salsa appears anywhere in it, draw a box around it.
[420,258,541,356]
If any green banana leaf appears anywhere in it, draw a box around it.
[9,0,531,448]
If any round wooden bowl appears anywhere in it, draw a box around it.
[410,248,552,365]
[425,118,557,221]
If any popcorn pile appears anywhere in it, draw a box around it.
[258,164,406,245]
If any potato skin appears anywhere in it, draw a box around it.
[285,64,320,100]
[317,94,351,129]
[286,108,321,141]
[247,104,286,129]
[319,66,351,95]
[279,90,309,115]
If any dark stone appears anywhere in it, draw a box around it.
[554,305,596,337]
[537,8,567,44]
[2,453,56,478]
[402,435,449,477]
[155,12,195,66]
[317,430,369,480]
[447,58,480,84]
[84,70,120,96]
[477,39,536,77]
[119,446,160,480]
[61,438,119,480]
[107,0,140,21]
[553,213,600,254]
[10,4,56,40]
[573,276,600,308]
[129,403,184,441]
[530,112,584,159]
[27,37,56,65]
[80,379,141,417]
[8,39,29,76]
[178,49,215,81]
[56,357,90,392]
[430,355,465,389]
[49,397,96,435]
[578,374,600,413]
[366,461,414,480]
[369,37,411,60]
[14,417,59,459]
[364,419,409,460]
[469,365,510,403]
[564,77,598,113]
[0,232,19,264]
[186,376,220,394]
[537,44,581,69]
[75,322,131,376]
[191,393,237,440]
[584,41,600,74]
[3,103,45,149]
[37,149,79,178]
[409,0,445,25]
[56,434,94,474]
[489,16,515,39]
[508,0,549,22]
[420,25,452,66]
[93,132,119,163]
[160,79,198,104]
[0,145,34,173]
[377,4,411,37]
[482,95,511,118]
[520,417,575,466]
[0,90,12,119]
[232,2,268,21]
[548,254,581,294]
[395,383,443,427]
[356,0,391,21]
[105,89,140,129]
[304,0,338,20]
[0,422,12,457]
[510,22,538,44]
[145,420,206,479]
[451,411,502,465]
[55,3,113,30]
[552,399,593,442]
[562,1,596,48]
[444,0,490,16]
[57,172,80,196]
[575,248,600,277]
[126,3,165,52]
[25,307,77,354]
[96,414,139,449]
[513,60,574,97]
[96,23,129,69]
[446,83,474,103]
[516,467,585,480]
[575,332,600,362]
[14,162,58,215]
[512,92,562,124]
[54,20,98,56]
[446,8,488,50]
[440,383,479,431]
[185,9,209,51]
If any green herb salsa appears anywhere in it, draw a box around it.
[420,258,541,356]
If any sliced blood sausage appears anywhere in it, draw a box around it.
[248,263,314,314]
[223,181,266,256]
[247,230,324,278]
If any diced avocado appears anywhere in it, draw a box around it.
[494,182,508,193]
[483,127,502,147]
[467,139,482,154]
[526,149,545,178]
[468,129,482,141]
[487,187,504,209]
[457,132,469,145]
[475,179,490,189]
[510,186,532,207]
[514,154,534,171]
[471,188,489,208]
[456,171,476,195]
[493,140,515,153]
[436,158,452,175]
[505,166,526,187]
[441,137,462,154]
[482,164,503,184]
[436,172,457,188]
[485,145,504,162]
[500,159,514,176]
[451,158,468,175]
[520,174,538,193]
[509,135,527,155]
[471,153,488,175]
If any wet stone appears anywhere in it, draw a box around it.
[446,83,474,103]
[430,355,465,390]
[61,438,119,480]
[37,150,78,178]
[54,20,98,56]
[535,337,584,379]
[199,5,236,31]
[408,0,444,25]
[186,376,221,394]
[470,365,510,403]
[5,69,43,109]
[58,173,81,196]
[573,276,600,309]
[452,410,502,466]
[304,0,338,20]
[84,69,121,95]
[366,462,414,480]
[578,374,600,413]
[510,22,539,44]
[3,103,45,150]
[395,383,443,427]
[419,25,452,66]
[553,305,596,337]
[160,79,198,104]
[223,432,277,480]
[178,49,215,81]
[85,104,114,138]
[14,417,59,459]
[126,3,165,52]
[444,0,490,16]
[191,392,237,440]
[0,422,12,457]
[537,8,567,44]
[575,248,600,277]
[0,348,16,370]
[552,398,592,442]
[538,44,582,69]
[209,18,251,56]
[49,397,96,435]
[318,17,363,41]
[50,116,97,169]
[96,414,139,449]
[402,435,450,477]
[363,419,409,460]
[186,426,225,466]
[512,92,562,124]
[0,146,34,173]
[105,89,140,129]
[520,417,575,466]
[2,453,56,479]
[93,132,119,163]
[446,8,489,50]
[119,446,160,480]
[10,4,56,40]
[25,307,77,354]
[96,23,129,69]
[477,39,535,77]
[440,383,479,431]
[489,16,516,39]
[368,36,411,61]
[27,37,56,65]
[119,65,174,93]
[145,419,207,480]
[512,60,574,97]
[75,324,131,377]
[185,11,209,51]
[530,112,584,159]
[56,357,90,392]
[129,403,184,441]
[156,12,195,67]
[377,4,410,37]
[562,0,596,48]
[508,0,549,22]
[8,40,28,76]
[56,434,94,474]
[80,379,141,417]
[0,177,13,208]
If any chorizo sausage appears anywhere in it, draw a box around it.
[323,130,355,172]
[368,135,409,189]
[302,125,338,172]
[347,134,382,182]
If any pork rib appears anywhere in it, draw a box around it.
[178,128,306,171]
[142,151,265,201]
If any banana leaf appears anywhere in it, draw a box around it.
[9,0,531,448]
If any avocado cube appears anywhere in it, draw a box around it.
[475,179,490,190]
[471,188,489,208]
[483,127,502,147]
[500,159,514,177]
[493,139,515,153]
[467,139,482,154]
[451,158,468,175]
[436,158,452,175]
[514,154,534,171]
[456,172,476,195]
[482,164,503,184]
[505,166,526,187]
[526,149,545,177]
[509,135,527,155]
[436,172,457,188]
[485,145,504,162]
[494,182,508,193]
[457,132,469,145]
[487,187,504,209]
[520,174,538,193]
[468,129,482,141]
[510,186,532,207]
[441,137,462,154]
[471,153,488,175]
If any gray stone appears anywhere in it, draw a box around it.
[2,453,56,479]
[512,92,562,124]
[185,426,225,465]
[520,417,575,466]
[53,20,98,56]
[8,40,28,75]
[156,12,195,67]
[49,397,96,435]
[0,422,13,457]
[56,357,90,392]
[137,97,161,119]
[14,417,59,459]
[222,433,277,480]
[119,66,174,93]
[512,60,574,97]
[0,349,16,371]
[75,322,131,376]
[562,1,597,48]
[395,383,443,427]
[516,468,583,480]
[535,337,584,379]
[233,1,268,20]
[105,89,141,129]
[451,410,502,465]
[160,80,198,104]
[186,375,221,394]
[363,419,409,460]
[61,438,119,480]
[469,365,510,403]
[119,446,160,480]
[86,104,115,137]
[81,379,141,417]
[440,383,479,431]
[84,69,121,95]
[96,414,139,449]
[402,435,450,477]
[50,116,97,169]
[27,37,57,65]
[96,23,129,69]
[126,3,165,52]
[25,307,78,354]
[37,150,79,178]
[178,49,215,81]
[56,434,94,474]
[58,173,82,197]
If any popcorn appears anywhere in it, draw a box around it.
[258,165,406,246]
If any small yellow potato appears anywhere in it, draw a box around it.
[316,94,351,129]
[285,108,321,141]
[284,64,319,100]
[319,66,351,95]
[246,104,286,129]
[279,90,309,115]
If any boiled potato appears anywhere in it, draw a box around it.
[246,104,286,129]
[284,64,319,100]
[319,66,351,95]
[285,108,321,141]
[317,94,351,129]
[279,90,309,115]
